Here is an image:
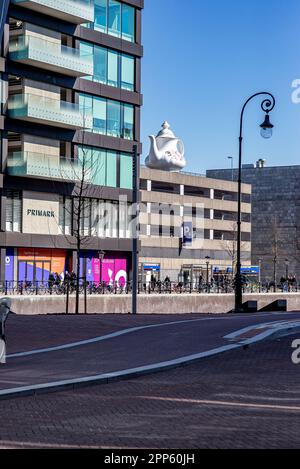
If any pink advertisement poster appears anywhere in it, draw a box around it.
[101,258,127,286]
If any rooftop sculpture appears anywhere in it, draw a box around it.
[145,121,186,171]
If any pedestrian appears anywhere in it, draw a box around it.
[48,272,55,290]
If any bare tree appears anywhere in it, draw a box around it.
[221,221,248,276]
[50,137,105,314]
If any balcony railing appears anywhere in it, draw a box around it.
[11,0,94,24]
[7,151,92,182]
[8,93,93,130]
[9,36,93,77]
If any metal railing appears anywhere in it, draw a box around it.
[1,280,299,296]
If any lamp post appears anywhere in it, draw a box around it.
[99,250,105,284]
[258,258,262,286]
[235,93,275,313]
[205,256,211,287]
[228,156,234,181]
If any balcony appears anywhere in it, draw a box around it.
[11,0,94,24]
[7,151,92,182]
[8,93,93,130]
[9,36,93,77]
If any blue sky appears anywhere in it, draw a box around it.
[140,0,300,173]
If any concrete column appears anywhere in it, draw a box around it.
[210,188,214,200]
[210,209,214,220]
[210,229,214,240]
[180,185,184,196]
[147,180,151,191]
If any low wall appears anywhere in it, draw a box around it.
[6,293,300,315]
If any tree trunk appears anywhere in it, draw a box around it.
[75,242,80,315]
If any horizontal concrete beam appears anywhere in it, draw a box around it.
[6,293,300,315]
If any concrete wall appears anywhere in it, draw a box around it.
[7,293,300,315]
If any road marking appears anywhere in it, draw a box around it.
[225,320,300,345]
[140,396,300,412]
[1,313,300,399]
[8,313,300,359]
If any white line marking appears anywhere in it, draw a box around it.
[1,315,300,398]
[8,313,299,359]
[140,396,300,412]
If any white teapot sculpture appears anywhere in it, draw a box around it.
[145,121,186,171]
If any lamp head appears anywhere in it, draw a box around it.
[260,114,274,139]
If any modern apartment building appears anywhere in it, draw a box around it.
[0,0,143,284]
[139,166,252,285]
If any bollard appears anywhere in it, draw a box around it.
[0,298,11,364]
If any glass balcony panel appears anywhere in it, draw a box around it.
[9,36,93,77]
[11,0,94,24]
[7,151,92,182]
[8,93,93,130]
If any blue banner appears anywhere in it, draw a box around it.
[183,222,193,246]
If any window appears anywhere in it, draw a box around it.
[59,196,72,235]
[81,42,135,91]
[123,104,134,140]
[122,4,135,42]
[93,97,106,134]
[107,50,119,87]
[120,153,133,190]
[6,190,22,232]
[106,151,117,187]
[86,1,135,43]
[108,0,121,38]
[95,0,107,33]
[107,100,121,137]
[78,146,132,189]
[80,94,135,140]
[121,54,134,91]
[94,46,107,84]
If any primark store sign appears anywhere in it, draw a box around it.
[26,209,55,218]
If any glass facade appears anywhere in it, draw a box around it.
[80,42,135,91]
[85,0,135,43]
[6,190,22,232]
[79,94,134,140]
[78,146,133,189]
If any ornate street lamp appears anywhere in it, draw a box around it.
[205,256,211,286]
[235,93,276,313]
[99,250,105,283]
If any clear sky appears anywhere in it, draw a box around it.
[140,0,300,173]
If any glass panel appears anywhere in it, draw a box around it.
[94,46,107,84]
[107,100,120,137]
[94,0,107,33]
[123,104,134,140]
[122,4,135,42]
[107,50,119,88]
[121,54,134,91]
[108,0,121,38]
[106,151,117,187]
[92,149,107,186]
[93,97,106,134]
[120,153,133,189]
[65,197,72,235]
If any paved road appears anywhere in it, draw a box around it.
[1,312,300,394]
[0,333,299,449]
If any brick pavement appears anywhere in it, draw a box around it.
[0,334,299,449]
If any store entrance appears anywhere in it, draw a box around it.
[18,260,51,283]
